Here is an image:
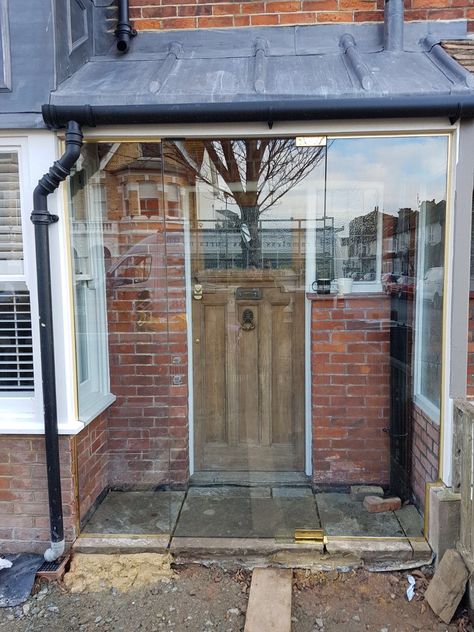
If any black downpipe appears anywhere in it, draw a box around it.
[42,93,474,130]
[31,121,83,562]
[115,0,136,54]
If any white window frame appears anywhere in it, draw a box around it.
[0,132,83,434]
[69,150,113,424]
[0,136,39,429]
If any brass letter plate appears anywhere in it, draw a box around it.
[235,287,262,300]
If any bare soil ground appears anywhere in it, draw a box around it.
[0,565,472,632]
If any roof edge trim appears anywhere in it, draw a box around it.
[42,95,474,129]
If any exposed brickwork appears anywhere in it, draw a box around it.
[311,293,391,485]
[75,412,109,522]
[0,436,78,554]
[410,403,440,509]
[128,0,474,32]
[106,222,189,489]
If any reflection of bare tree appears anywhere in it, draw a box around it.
[166,139,325,267]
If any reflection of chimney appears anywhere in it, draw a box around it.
[384,0,404,52]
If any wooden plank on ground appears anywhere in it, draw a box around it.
[244,568,293,632]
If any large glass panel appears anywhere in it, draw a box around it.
[72,134,449,541]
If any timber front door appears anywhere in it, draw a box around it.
[192,269,305,471]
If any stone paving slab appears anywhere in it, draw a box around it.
[187,486,271,498]
[315,493,405,537]
[394,504,424,538]
[82,491,185,535]
[174,493,321,539]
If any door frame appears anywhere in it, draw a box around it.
[184,198,312,476]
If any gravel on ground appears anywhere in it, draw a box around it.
[0,564,472,632]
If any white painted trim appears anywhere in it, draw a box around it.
[183,207,195,476]
[0,130,79,435]
[79,118,457,141]
[439,125,460,487]
[78,392,116,425]
[305,216,317,476]
[33,132,78,431]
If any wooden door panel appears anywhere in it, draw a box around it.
[203,302,227,443]
[271,301,293,445]
[237,306,260,445]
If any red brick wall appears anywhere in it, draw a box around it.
[410,403,440,509]
[0,436,78,554]
[106,223,189,488]
[75,412,109,522]
[129,0,474,32]
[311,293,391,485]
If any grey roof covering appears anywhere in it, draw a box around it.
[49,21,474,109]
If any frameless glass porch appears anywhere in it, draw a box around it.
[69,133,448,551]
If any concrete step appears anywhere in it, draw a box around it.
[244,568,292,632]
[73,534,170,554]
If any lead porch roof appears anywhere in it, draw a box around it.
[49,22,474,109]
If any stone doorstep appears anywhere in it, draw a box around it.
[73,534,171,554]
[73,533,432,567]
[324,536,432,563]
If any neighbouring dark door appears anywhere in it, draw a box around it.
[389,301,413,500]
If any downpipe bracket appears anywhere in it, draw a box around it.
[30,210,59,225]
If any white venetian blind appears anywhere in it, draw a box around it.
[0,151,34,392]
[0,152,23,275]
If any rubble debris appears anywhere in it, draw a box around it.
[350,486,384,501]
[424,549,469,624]
[363,496,402,513]
[63,553,174,593]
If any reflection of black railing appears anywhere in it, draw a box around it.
[191,217,337,270]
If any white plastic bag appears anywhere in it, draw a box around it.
[406,574,416,601]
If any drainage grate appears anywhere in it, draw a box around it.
[36,555,70,582]
[37,560,62,573]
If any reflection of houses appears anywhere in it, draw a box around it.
[71,143,193,267]
[344,208,379,280]
[420,199,445,269]
[381,201,445,279]
[383,208,417,277]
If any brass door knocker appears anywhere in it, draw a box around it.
[241,308,255,331]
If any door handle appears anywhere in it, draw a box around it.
[193,284,203,300]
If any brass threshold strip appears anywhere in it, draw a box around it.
[325,535,426,542]
[294,529,325,544]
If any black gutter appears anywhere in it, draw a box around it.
[43,94,474,129]
[115,0,136,54]
[31,121,83,562]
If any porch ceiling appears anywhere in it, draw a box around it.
[48,22,474,110]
